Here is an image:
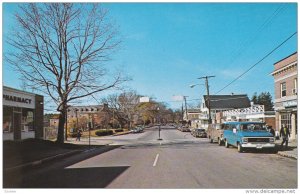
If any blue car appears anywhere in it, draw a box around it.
[223,121,276,153]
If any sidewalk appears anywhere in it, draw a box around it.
[275,139,298,160]
[66,137,114,146]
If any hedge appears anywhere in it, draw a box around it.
[95,129,113,136]
[114,129,124,133]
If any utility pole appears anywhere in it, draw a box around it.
[183,96,188,123]
[181,103,184,122]
[198,76,215,124]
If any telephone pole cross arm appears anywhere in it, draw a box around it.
[198,76,215,124]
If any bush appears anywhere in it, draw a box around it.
[69,133,78,138]
[95,129,113,136]
[114,129,124,133]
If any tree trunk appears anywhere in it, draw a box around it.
[57,110,66,144]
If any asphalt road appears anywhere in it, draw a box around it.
[4,126,297,188]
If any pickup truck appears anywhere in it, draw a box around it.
[223,121,276,153]
[207,123,224,145]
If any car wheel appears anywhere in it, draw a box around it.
[225,140,229,148]
[218,138,222,146]
[237,143,243,153]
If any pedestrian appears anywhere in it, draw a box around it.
[280,124,290,149]
[76,129,82,141]
[268,126,275,137]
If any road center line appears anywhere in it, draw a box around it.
[153,154,159,167]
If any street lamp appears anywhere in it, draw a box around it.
[157,107,162,141]
[190,83,204,88]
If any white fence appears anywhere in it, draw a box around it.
[223,105,265,117]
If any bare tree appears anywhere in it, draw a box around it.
[6,3,127,143]
[102,91,141,129]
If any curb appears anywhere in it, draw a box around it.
[112,131,132,136]
[4,150,82,173]
[277,151,297,160]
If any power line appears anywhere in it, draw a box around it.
[229,4,287,63]
[215,31,297,95]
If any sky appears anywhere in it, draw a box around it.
[2,2,298,110]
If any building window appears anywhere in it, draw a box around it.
[281,82,286,97]
[293,78,297,95]
[281,113,291,130]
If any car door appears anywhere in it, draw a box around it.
[224,124,234,145]
[232,124,240,147]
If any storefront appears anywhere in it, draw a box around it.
[275,99,297,140]
[3,86,44,140]
[271,52,298,140]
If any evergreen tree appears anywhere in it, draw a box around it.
[254,92,274,111]
[251,92,258,104]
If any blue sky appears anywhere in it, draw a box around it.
[2,3,298,110]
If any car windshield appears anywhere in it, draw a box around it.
[240,123,266,131]
[197,129,205,132]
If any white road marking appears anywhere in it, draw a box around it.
[153,154,159,167]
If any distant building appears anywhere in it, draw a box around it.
[183,108,201,128]
[271,52,297,140]
[67,104,110,131]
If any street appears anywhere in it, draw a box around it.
[4,126,297,188]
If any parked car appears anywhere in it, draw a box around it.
[192,128,207,138]
[131,127,143,133]
[223,121,276,153]
[181,126,190,132]
[207,123,224,145]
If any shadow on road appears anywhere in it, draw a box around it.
[4,145,126,188]
[12,166,130,188]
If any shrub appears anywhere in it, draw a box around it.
[69,133,78,138]
[114,129,124,133]
[95,129,113,136]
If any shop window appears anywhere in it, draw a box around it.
[22,108,34,131]
[281,113,291,130]
[281,82,286,97]
[3,106,13,133]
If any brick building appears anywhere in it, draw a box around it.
[67,104,110,131]
[271,52,297,140]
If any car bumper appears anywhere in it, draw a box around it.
[241,143,275,149]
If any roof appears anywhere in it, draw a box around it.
[203,94,250,109]
[273,52,297,65]
[187,109,201,113]
[3,86,43,97]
